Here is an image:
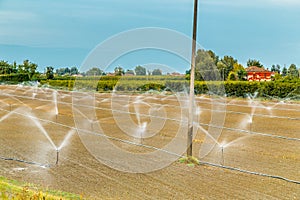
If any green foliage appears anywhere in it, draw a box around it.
[217,61,227,81]
[0,60,37,81]
[18,60,38,80]
[114,66,125,76]
[37,75,300,100]
[224,81,261,97]
[125,69,135,75]
[40,79,75,90]
[0,74,30,83]
[282,66,288,76]
[46,66,54,80]
[0,60,17,74]
[271,64,281,74]
[137,83,165,91]
[195,49,221,81]
[0,176,83,200]
[232,63,247,81]
[134,65,146,76]
[85,67,104,76]
[165,81,189,92]
[207,50,219,65]
[178,156,199,167]
[70,66,79,75]
[193,80,299,99]
[247,59,263,68]
[219,56,238,80]
[152,69,162,76]
[228,72,238,81]
[288,64,299,78]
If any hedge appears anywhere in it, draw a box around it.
[25,78,300,100]
[0,74,30,82]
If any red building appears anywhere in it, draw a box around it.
[246,66,274,81]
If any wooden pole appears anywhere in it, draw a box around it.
[187,0,198,157]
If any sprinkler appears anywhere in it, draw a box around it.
[56,149,59,165]
[55,114,58,122]
[221,146,224,166]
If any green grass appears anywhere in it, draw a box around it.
[178,156,200,167]
[0,176,83,200]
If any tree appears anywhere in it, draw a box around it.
[65,67,71,75]
[18,60,38,79]
[134,66,146,76]
[233,63,247,80]
[271,64,281,74]
[152,69,162,76]
[0,60,12,74]
[288,64,299,78]
[56,68,64,76]
[282,66,288,76]
[56,67,71,76]
[207,50,219,65]
[86,67,104,76]
[12,61,17,74]
[195,49,220,81]
[46,66,54,79]
[276,64,281,74]
[217,55,238,80]
[271,65,276,72]
[114,66,124,76]
[228,71,238,81]
[70,66,79,75]
[247,59,263,68]
[29,62,38,79]
[125,69,135,75]
[216,61,227,81]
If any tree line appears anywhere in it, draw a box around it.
[188,49,299,81]
[1,49,299,82]
[0,59,164,80]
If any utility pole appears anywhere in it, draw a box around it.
[187,0,198,157]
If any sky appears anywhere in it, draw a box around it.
[0,0,300,73]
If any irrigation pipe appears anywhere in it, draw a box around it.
[199,161,300,185]
[0,156,50,168]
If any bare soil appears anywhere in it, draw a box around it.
[0,85,299,199]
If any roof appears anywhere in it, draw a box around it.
[246,66,269,72]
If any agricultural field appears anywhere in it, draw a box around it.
[0,84,299,199]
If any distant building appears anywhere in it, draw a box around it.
[106,73,116,76]
[246,66,275,81]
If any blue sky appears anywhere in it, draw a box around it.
[0,0,300,73]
